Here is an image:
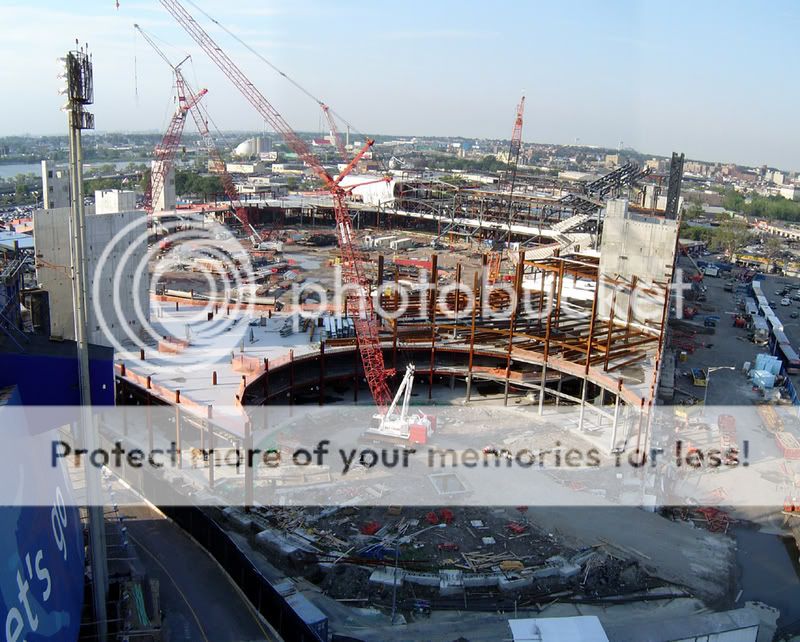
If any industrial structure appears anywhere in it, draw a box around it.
[33,197,149,346]
[41,159,71,210]
[11,3,786,642]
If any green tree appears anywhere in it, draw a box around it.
[685,202,704,220]
[14,178,27,203]
[139,169,151,195]
[763,236,784,261]
[712,219,752,257]
[721,188,745,212]
[680,224,713,245]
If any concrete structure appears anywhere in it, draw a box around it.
[599,198,678,323]
[761,222,800,241]
[604,606,761,641]
[226,161,265,175]
[645,158,667,173]
[233,136,269,158]
[0,257,24,339]
[780,185,800,201]
[508,616,608,642]
[33,205,149,347]
[338,174,395,206]
[271,163,305,175]
[152,160,176,212]
[41,160,70,210]
[95,189,136,214]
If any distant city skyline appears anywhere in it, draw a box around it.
[2,0,799,171]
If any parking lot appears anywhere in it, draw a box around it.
[674,257,783,406]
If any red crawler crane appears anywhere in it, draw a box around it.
[160,0,394,409]
[142,71,206,214]
[321,103,347,158]
[504,95,525,191]
[135,24,263,241]
[501,95,525,241]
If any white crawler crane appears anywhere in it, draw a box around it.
[365,365,435,445]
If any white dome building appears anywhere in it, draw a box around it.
[233,137,264,158]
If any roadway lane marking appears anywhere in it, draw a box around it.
[128,532,211,642]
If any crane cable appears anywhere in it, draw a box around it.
[183,0,367,140]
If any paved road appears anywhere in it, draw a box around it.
[123,505,280,641]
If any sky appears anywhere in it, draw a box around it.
[1,0,799,171]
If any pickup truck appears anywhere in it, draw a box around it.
[691,368,707,387]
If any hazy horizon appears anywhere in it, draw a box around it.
[2,0,799,171]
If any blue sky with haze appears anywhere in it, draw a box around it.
[2,0,798,170]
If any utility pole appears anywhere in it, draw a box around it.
[61,40,108,641]
[703,366,736,409]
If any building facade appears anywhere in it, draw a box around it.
[33,195,149,347]
[41,160,70,210]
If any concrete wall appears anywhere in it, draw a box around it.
[33,206,149,347]
[599,198,677,325]
[95,189,136,214]
[226,161,265,175]
[41,160,70,210]
[338,174,395,205]
[152,161,176,211]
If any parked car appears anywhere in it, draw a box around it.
[782,298,791,306]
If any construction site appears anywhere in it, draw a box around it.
[2,1,795,641]
[96,5,753,639]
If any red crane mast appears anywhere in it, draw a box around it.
[321,103,347,157]
[506,95,525,185]
[160,0,394,409]
[502,95,525,240]
[134,24,261,240]
[142,74,206,213]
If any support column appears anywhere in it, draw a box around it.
[538,264,556,416]
[244,420,253,508]
[479,254,488,321]
[603,277,619,372]
[554,259,565,330]
[578,380,588,431]
[207,406,215,489]
[319,342,326,405]
[453,262,462,339]
[610,379,623,453]
[428,254,438,400]
[504,252,524,406]
[289,350,295,406]
[623,275,639,343]
[377,254,385,327]
[579,274,601,428]
[175,403,182,469]
[353,345,359,403]
[262,359,270,419]
[465,272,479,403]
[147,393,153,453]
[393,267,400,372]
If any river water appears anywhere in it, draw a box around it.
[735,525,800,633]
[0,160,148,180]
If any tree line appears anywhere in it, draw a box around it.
[722,188,800,222]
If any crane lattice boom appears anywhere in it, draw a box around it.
[321,103,347,157]
[143,76,206,213]
[160,0,394,409]
[502,96,525,189]
[135,23,261,239]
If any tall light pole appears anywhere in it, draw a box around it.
[61,40,108,641]
[703,366,736,408]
